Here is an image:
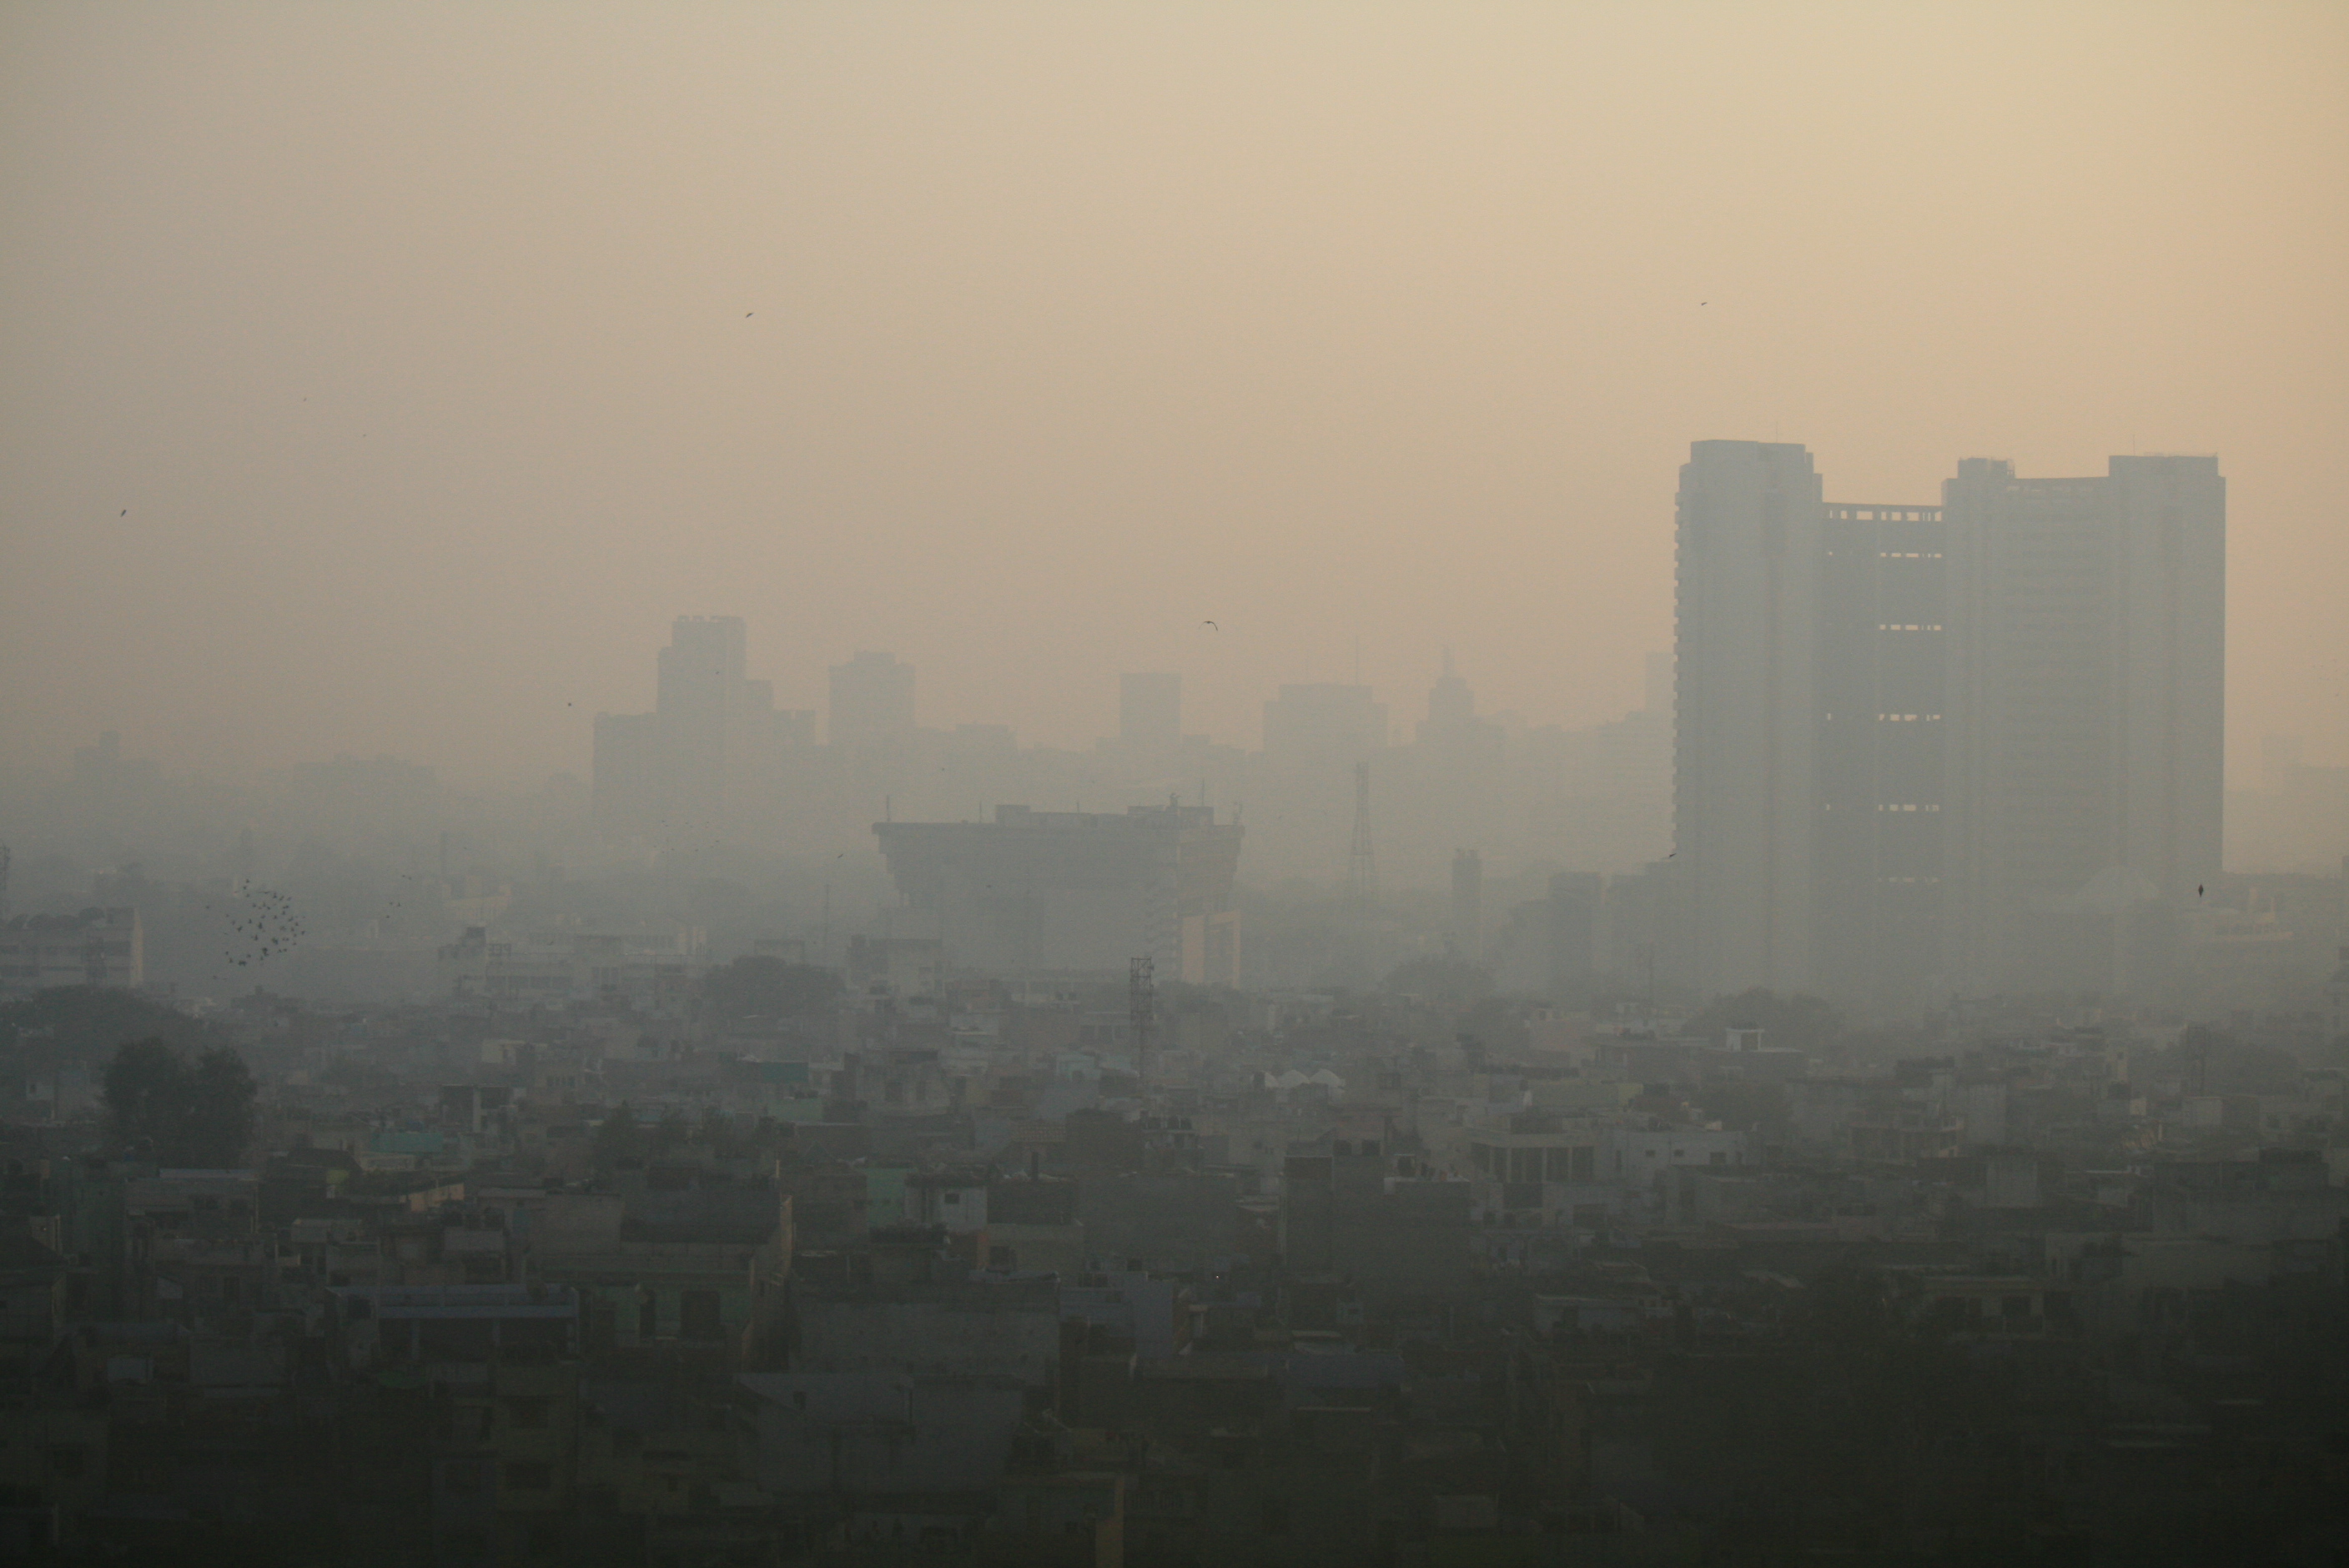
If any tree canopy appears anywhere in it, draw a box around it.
[592,1102,642,1168]
[4,986,223,1063]
[103,1038,257,1167]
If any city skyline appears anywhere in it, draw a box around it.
[5,6,2343,789]
[1,12,2343,1557]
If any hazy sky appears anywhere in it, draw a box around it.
[5,3,2344,788]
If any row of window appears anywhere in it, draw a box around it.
[1471,1144,1597,1183]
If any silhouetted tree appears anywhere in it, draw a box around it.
[1461,996,1532,1058]
[649,1110,691,1158]
[594,1103,642,1167]
[103,1038,257,1165]
[186,1047,258,1166]
[10,987,219,1062]
[698,1106,750,1158]
[103,1038,184,1154]
[750,1113,783,1153]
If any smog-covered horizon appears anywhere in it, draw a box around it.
[4,12,2349,1564]
[6,5,2346,794]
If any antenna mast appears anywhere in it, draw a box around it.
[1347,761,1377,910]
[1129,956,1156,1085]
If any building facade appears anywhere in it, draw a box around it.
[873,803,1244,984]
[1671,441,2223,1008]
[1673,440,1826,997]
[0,908,143,998]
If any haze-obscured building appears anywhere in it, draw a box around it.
[1673,440,1827,998]
[1119,673,1182,753]
[0,908,143,998]
[1672,440,2224,1008]
[1263,683,1386,766]
[828,651,916,754]
[592,616,807,844]
[873,803,1243,984]
[1940,455,2226,998]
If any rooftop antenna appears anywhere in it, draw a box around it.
[1347,761,1377,911]
[1129,955,1156,1084]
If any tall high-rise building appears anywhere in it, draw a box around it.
[1941,455,2225,994]
[1255,683,1390,885]
[1416,650,1505,761]
[1812,499,1950,1004]
[593,616,791,844]
[1451,847,1483,961]
[1670,441,2223,1008]
[1672,440,1825,997]
[657,616,760,832]
[1263,683,1388,764]
[828,651,916,752]
[1119,672,1182,751]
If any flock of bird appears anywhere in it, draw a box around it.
[207,886,307,970]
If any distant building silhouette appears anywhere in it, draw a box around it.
[1451,848,1482,962]
[828,651,916,753]
[873,803,1243,984]
[1671,440,2224,1007]
[593,616,802,844]
[0,907,142,998]
[1119,672,1182,753]
[1416,649,1501,758]
[1263,683,1386,764]
[1941,455,2225,997]
[1673,440,1826,998]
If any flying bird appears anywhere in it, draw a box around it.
[1202,621,1219,631]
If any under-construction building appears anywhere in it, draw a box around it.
[873,803,1243,984]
